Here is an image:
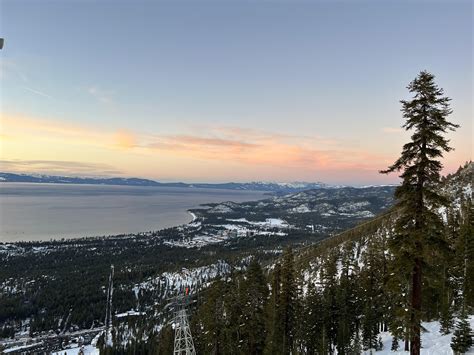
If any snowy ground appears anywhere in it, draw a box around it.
[52,345,99,355]
[364,315,474,354]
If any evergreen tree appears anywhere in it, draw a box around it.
[239,260,269,355]
[279,247,296,354]
[451,310,473,354]
[381,70,458,355]
[300,282,325,354]
[439,293,454,335]
[458,200,474,310]
[156,325,174,354]
[193,280,228,354]
[335,244,358,354]
[391,335,400,351]
[321,250,339,352]
[265,263,283,355]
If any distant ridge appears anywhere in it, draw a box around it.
[0,172,336,193]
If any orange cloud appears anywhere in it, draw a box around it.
[0,112,391,178]
[114,130,137,149]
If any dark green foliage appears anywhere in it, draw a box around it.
[451,310,473,354]
[239,261,269,354]
[279,248,297,353]
[381,70,458,354]
[262,250,298,354]
[265,263,283,354]
[458,200,474,310]
[298,282,327,354]
[439,283,454,335]
[157,325,174,354]
[191,263,269,355]
[391,336,399,351]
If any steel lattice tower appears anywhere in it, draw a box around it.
[173,291,196,355]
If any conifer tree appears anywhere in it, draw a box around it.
[391,336,399,351]
[279,247,296,354]
[301,282,325,354]
[439,292,454,335]
[239,260,269,355]
[193,280,227,354]
[451,310,473,354]
[321,250,339,352]
[336,244,358,354]
[156,325,174,354]
[265,263,283,355]
[381,70,458,355]
[458,200,474,309]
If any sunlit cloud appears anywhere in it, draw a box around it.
[113,130,137,149]
[0,159,122,176]
[0,112,403,182]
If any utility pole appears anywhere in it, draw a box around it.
[104,265,114,348]
[173,287,196,355]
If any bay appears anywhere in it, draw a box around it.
[0,183,266,242]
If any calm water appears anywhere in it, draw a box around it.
[0,183,266,242]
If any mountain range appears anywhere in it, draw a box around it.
[0,172,340,193]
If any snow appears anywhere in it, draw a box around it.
[363,315,474,354]
[207,203,237,213]
[52,345,99,355]
[134,260,232,299]
[115,310,146,318]
[227,218,249,223]
[3,343,42,353]
[227,218,288,228]
[290,204,312,213]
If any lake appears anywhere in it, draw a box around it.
[0,183,267,242]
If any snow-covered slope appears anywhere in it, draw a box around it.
[366,316,474,354]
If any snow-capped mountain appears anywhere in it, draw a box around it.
[0,172,347,193]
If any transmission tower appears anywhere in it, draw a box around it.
[104,264,114,347]
[173,288,196,355]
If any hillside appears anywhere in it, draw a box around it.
[185,162,473,354]
[0,163,471,354]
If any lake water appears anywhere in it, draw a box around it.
[0,183,267,242]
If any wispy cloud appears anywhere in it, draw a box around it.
[142,127,385,171]
[0,159,122,176]
[1,113,391,177]
[23,86,52,99]
[0,60,28,82]
[87,86,114,104]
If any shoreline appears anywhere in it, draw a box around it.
[0,186,267,244]
[188,211,197,222]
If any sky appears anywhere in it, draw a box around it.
[0,0,472,185]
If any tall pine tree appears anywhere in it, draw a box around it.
[279,247,296,354]
[381,70,458,355]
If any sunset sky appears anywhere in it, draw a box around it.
[0,0,472,185]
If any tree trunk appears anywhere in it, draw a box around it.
[410,257,422,355]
